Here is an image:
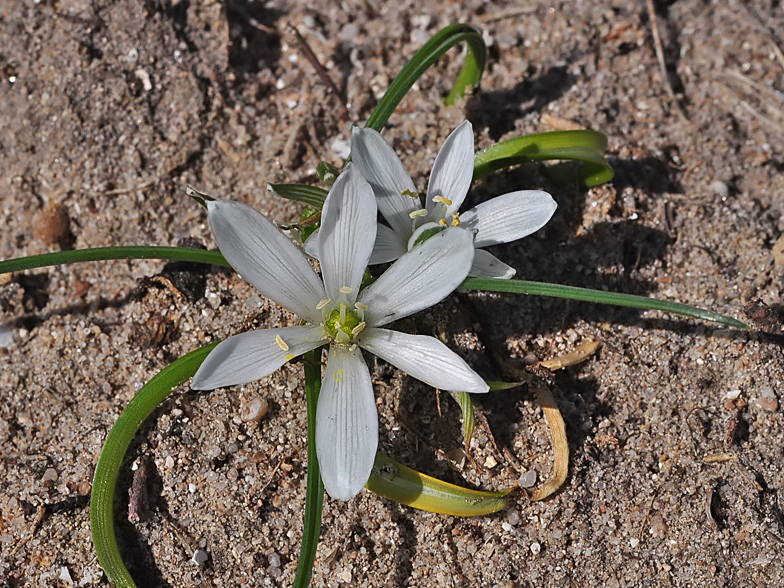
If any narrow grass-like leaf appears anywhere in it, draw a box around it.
[365,24,486,132]
[0,246,229,276]
[185,185,216,207]
[366,452,510,516]
[293,348,325,588]
[487,380,527,391]
[472,130,614,187]
[449,391,476,452]
[461,278,750,329]
[91,342,219,588]
[267,183,329,210]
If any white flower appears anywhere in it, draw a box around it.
[350,120,558,279]
[191,164,488,501]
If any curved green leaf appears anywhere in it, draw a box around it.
[0,246,229,276]
[366,452,510,516]
[366,23,486,132]
[461,278,749,330]
[91,342,219,588]
[267,183,329,210]
[472,130,614,187]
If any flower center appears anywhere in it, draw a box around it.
[323,304,365,344]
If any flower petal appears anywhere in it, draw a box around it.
[302,228,320,259]
[191,326,327,390]
[460,190,557,248]
[316,345,378,501]
[350,127,419,238]
[357,227,474,327]
[318,165,377,301]
[360,328,488,393]
[426,121,474,216]
[369,223,408,265]
[469,249,517,279]
[208,200,326,323]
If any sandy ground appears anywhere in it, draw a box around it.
[1,0,784,586]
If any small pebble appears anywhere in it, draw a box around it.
[506,508,520,526]
[240,398,269,422]
[0,324,14,348]
[192,549,209,566]
[650,513,668,537]
[711,180,729,199]
[754,387,779,412]
[772,235,784,266]
[59,566,74,585]
[268,552,281,568]
[42,467,58,485]
[518,470,537,488]
[483,455,498,469]
[33,202,72,247]
[530,542,541,555]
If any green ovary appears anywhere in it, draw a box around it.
[324,306,363,341]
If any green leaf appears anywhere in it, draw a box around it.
[449,391,475,452]
[316,161,340,185]
[0,246,230,276]
[365,23,486,132]
[366,452,510,516]
[267,183,329,210]
[461,278,750,330]
[185,185,216,208]
[472,130,614,188]
[293,347,326,588]
[90,342,220,588]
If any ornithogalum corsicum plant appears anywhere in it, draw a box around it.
[0,22,748,588]
[192,164,488,500]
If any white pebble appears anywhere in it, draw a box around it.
[0,324,14,348]
[711,180,729,198]
[191,549,208,566]
[518,470,537,488]
[530,542,541,555]
[241,398,269,423]
[268,552,281,568]
[59,566,74,585]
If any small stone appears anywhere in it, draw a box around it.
[754,388,779,412]
[650,513,668,537]
[77,481,92,496]
[0,324,14,348]
[268,552,281,568]
[59,566,74,585]
[191,549,208,566]
[772,235,784,266]
[518,470,537,488]
[629,537,640,548]
[33,202,72,247]
[337,567,352,583]
[483,455,498,469]
[711,180,729,199]
[240,398,269,423]
[42,467,58,487]
[506,508,520,526]
[530,542,541,555]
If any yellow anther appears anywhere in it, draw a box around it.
[316,298,331,310]
[355,302,369,311]
[339,286,353,294]
[432,195,452,206]
[285,353,294,361]
[438,219,447,226]
[401,188,419,199]
[409,209,428,219]
[275,335,290,351]
[351,322,366,337]
[451,213,461,227]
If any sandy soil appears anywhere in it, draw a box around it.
[1,0,783,586]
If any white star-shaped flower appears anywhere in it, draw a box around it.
[350,120,558,278]
[192,164,488,501]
